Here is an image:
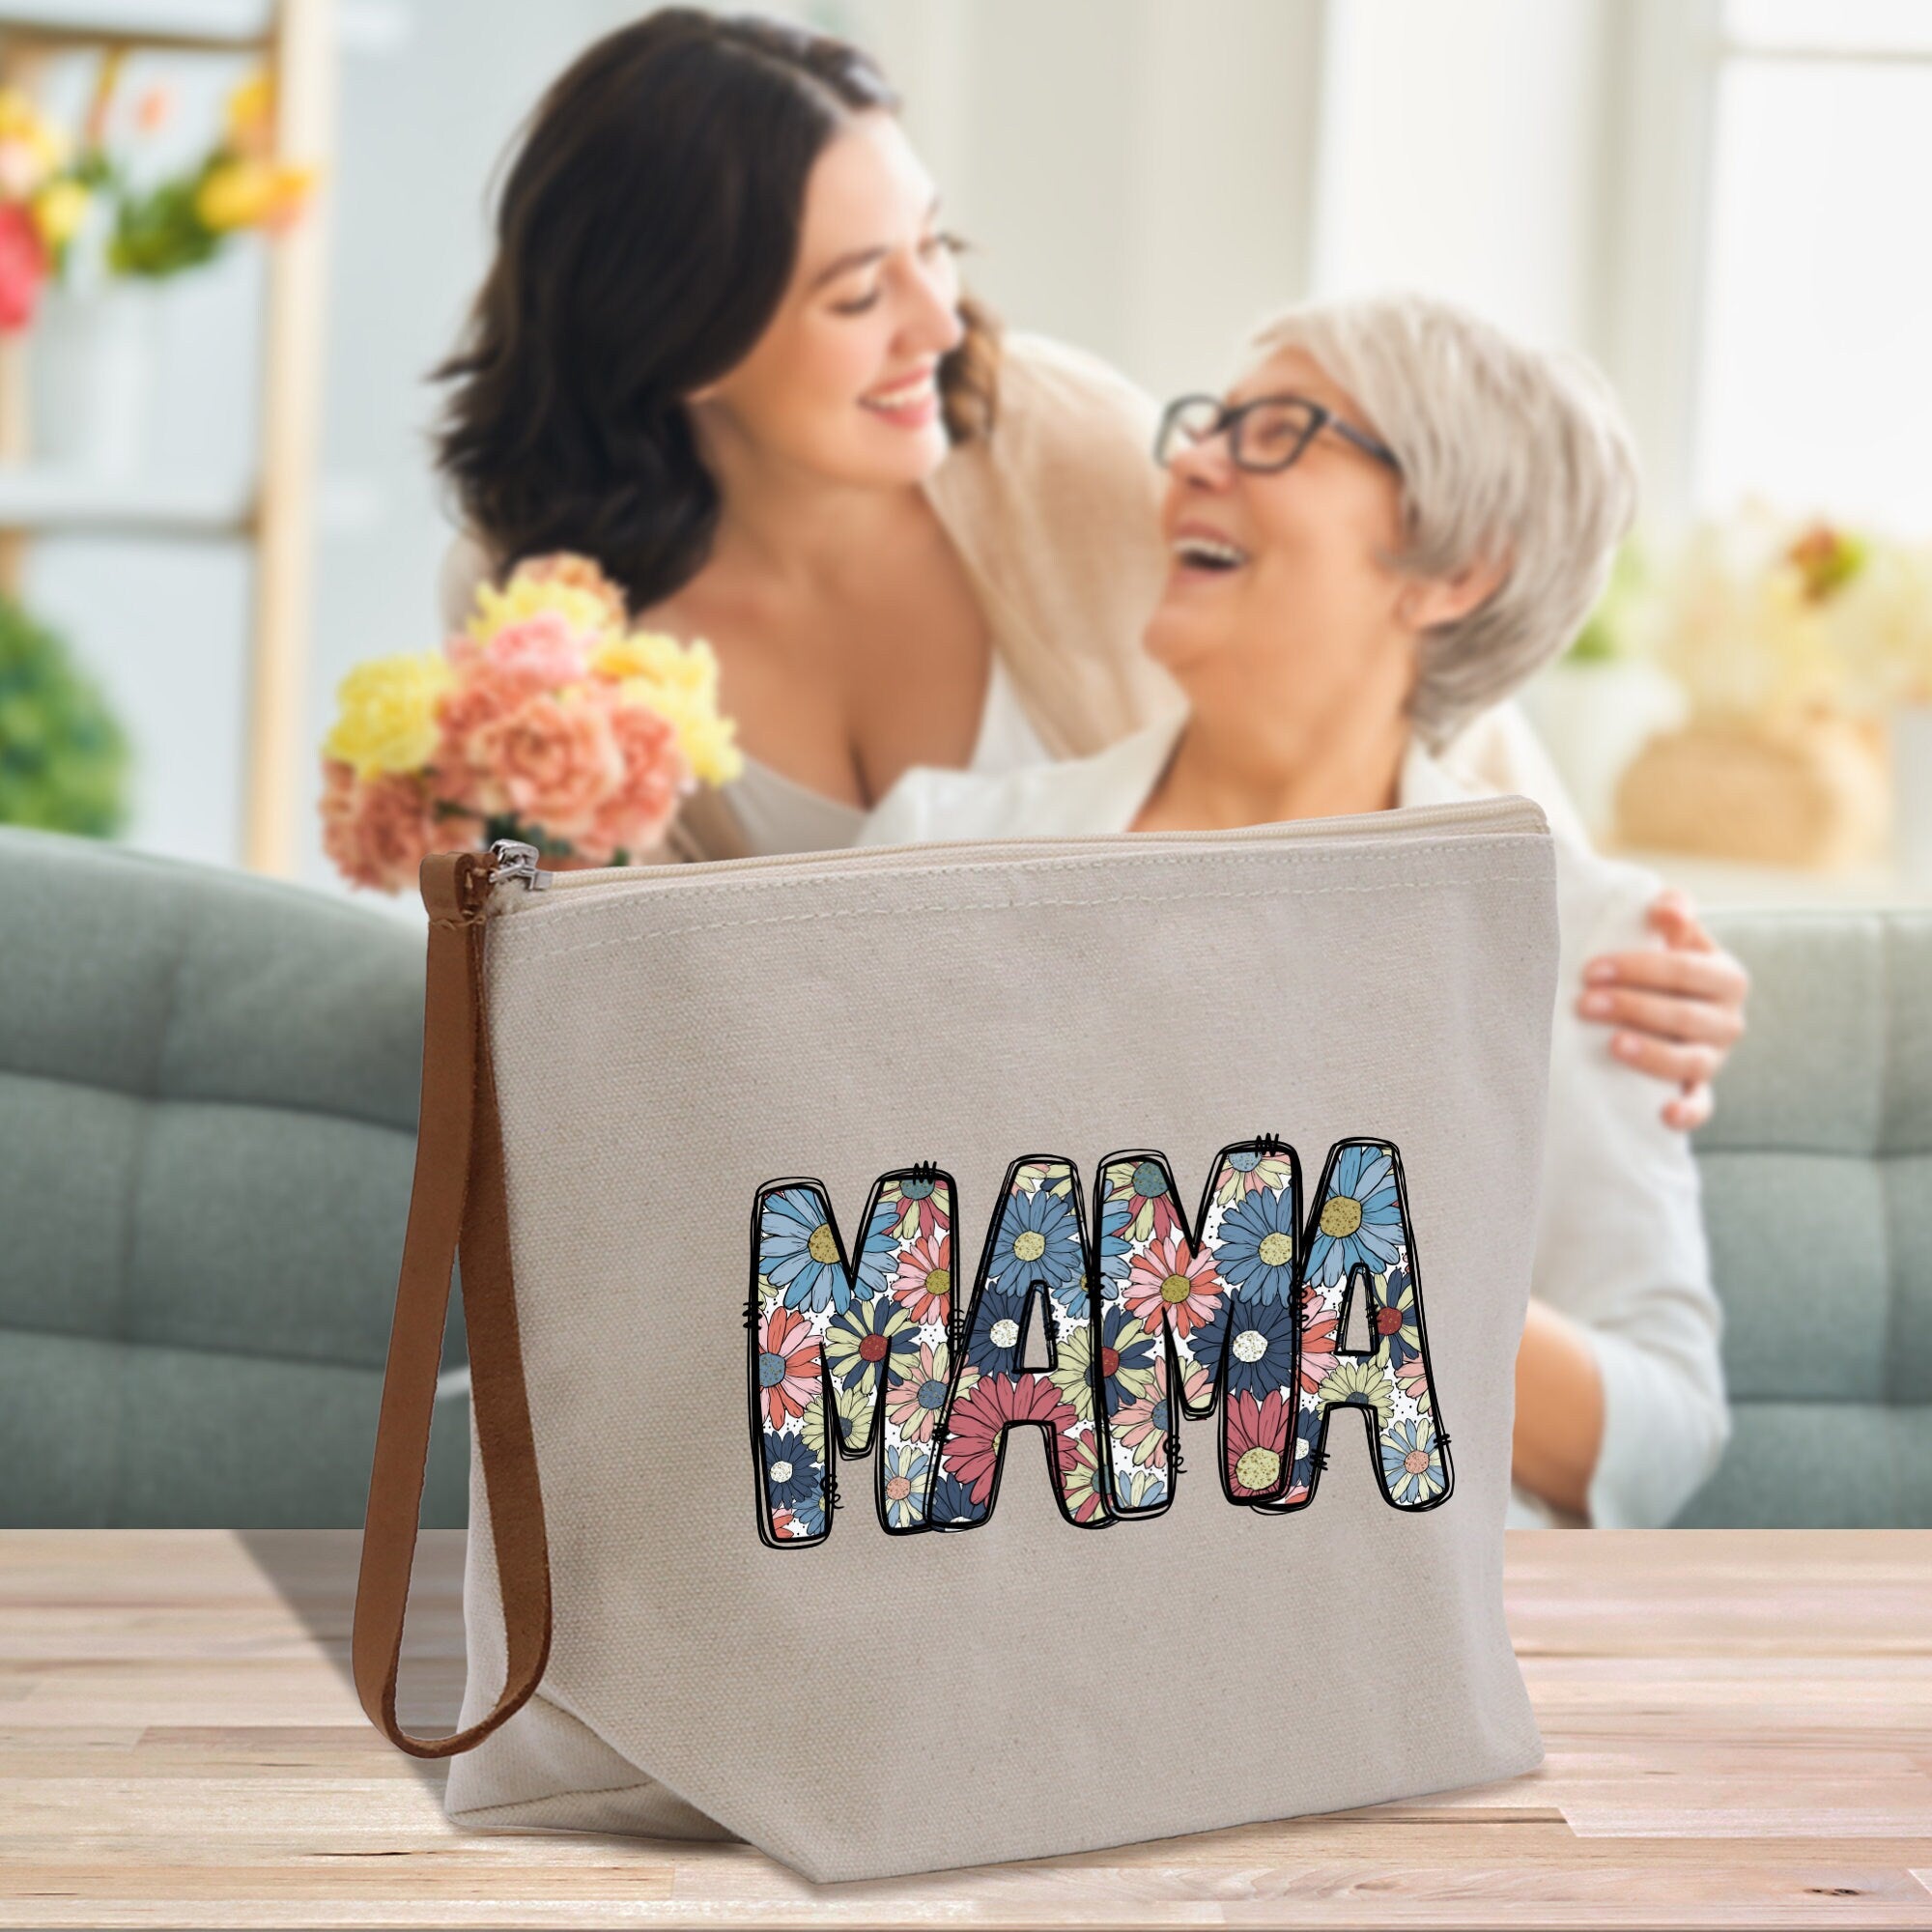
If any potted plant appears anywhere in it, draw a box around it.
[1612,510,1907,871]
[27,54,316,477]
[0,590,130,837]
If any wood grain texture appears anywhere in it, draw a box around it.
[0,1529,1927,1928]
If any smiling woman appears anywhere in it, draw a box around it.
[430,8,1177,855]
[430,7,1748,1130]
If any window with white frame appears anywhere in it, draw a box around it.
[1692,0,1932,534]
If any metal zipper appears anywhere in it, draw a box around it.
[482,791,1548,914]
[487,838,552,892]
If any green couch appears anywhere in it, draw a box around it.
[1,825,1926,1527]
[1674,901,1932,1527]
[0,825,469,1528]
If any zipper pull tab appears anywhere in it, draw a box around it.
[488,838,552,892]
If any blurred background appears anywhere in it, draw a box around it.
[3,0,1928,907]
[3,0,1928,1534]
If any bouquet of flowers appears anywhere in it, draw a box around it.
[320,553,743,893]
[99,65,314,280]
[0,58,315,324]
[1610,505,1926,868]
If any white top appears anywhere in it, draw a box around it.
[723,651,1051,858]
[860,717,1734,1531]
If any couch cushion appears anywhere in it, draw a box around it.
[1684,908,1932,1524]
[0,826,468,1526]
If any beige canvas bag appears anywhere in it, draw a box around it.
[353,796,1559,1883]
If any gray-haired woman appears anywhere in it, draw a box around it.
[439,9,1744,1128]
[860,292,1736,1529]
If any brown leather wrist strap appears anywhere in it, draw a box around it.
[352,850,553,1758]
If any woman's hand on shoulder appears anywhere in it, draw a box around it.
[1576,886,1749,1132]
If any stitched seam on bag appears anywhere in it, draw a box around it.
[495,835,1545,931]
[449,1776,672,1819]
[499,869,1553,964]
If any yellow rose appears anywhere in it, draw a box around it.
[467,572,623,648]
[598,632,744,784]
[30,179,88,251]
[590,629,698,685]
[195,158,313,233]
[507,554,630,629]
[324,653,454,780]
[614,656,744,786]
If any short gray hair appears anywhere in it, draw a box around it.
[1246,292,1640,752]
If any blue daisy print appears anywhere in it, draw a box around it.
[1380,1411,1446,1505]
[1377,1261,1423,1371]
[1214,1185,1300,1303]
[1220,1296,1300,1402]
[785,1493,827,1538]
[1098,1302,1158,1415]
[1306,1144,1406,1288]
[760,1188,852,1313]
[760,1186,891,1314]
[1096,1199,1134,1301]
[965,1285,1033,1375]
[762,1430,822,1512]
[881,1439,933,1529]
[824,1296,922,1392]
[926,1469,981,1529]
[989,1180,1084,1297]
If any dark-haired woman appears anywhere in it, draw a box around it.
[433,7,1747,1128]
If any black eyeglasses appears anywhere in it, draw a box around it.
[1154,391,1402,476]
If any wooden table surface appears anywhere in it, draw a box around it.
[1,1529,1928,1929]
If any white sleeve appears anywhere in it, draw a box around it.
[1531,857,1733,1527]
[1441,699,1594,849]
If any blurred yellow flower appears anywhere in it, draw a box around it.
[601,632,744,784]
[508,553,629,628]
[467,571,625,648]
[324,652,454,780]
[590,630,695,684]
[30,178,88,251]
[224,70,274,158]
[1650,502,1932,724]
[195,157,314,233]
[0,87,69,198]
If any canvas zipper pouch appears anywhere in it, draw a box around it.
[354,797,1559,1883]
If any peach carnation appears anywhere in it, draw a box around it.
[467,686,623,843]
[319,756,439,893]
[478,610,590,691]
[575,698,691,862]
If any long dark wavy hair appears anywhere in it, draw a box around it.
[430,9,1001,616]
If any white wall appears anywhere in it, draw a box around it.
[22,0,653,901]
[1310,0,1622,355]
[842,0,1327,399]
